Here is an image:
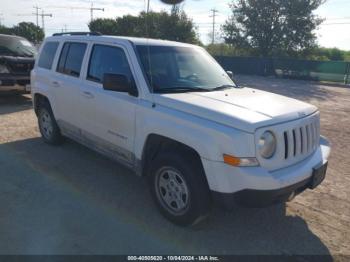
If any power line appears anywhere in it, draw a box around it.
[326,16,350,20]
[45,3,104,23]
[209,8,218,44]
[322,22,350,25]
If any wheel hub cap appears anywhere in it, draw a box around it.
[156,167,189,214]
[40,110,53,139]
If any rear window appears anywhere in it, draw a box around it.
[57,42,87,77]
[38,42,59,69]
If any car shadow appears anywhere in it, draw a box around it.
[0,137,332,256]
[0,94,32,115]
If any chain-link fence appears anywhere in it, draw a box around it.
[215,56,350,84]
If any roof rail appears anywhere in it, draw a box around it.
[52,32,102,36]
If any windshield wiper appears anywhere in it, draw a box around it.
[211,84,236,91]
[155,87,209,93]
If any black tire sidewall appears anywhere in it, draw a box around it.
[148,151,211,226]
[38,102,62,145]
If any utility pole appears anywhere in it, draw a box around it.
[61,24,67,33]
[33,5,41,27]
[90,2,104,22]
[209,8,218,45]
[0,13,4,25]
[64,24,67,32]
[39,10,52,32]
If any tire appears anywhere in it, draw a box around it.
[37,101,63,145]
[148,150,211,226]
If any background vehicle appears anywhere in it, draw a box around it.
[31,33,330,226]
[0,34,36,94]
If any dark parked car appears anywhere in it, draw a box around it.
[0,34,36,93]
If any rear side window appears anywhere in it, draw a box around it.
[57,42,87,77]
[87,44,132,83]
[38,42,59,69]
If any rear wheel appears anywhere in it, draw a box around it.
[37,102,63,145]
[148,151,211,226]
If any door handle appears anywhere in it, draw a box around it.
[82,91,94,99]
[52,81,60,88]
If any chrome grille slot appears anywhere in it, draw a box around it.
[306,125,310,152]
[299,126,305,154]
[293,129,297,156]
[284,132,288,159]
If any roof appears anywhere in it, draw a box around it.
[46,34,197,48]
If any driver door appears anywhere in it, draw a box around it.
[79,43,138,166]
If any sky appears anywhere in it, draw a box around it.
[0,0,350,50]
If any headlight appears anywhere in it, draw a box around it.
[258,131,276,158]
[0,64,10,74]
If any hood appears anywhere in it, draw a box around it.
[153,87,317,133]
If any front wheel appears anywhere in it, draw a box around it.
[148,151,211,226]
[37,102,63,145]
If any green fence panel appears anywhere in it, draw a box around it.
[273,58,348,82]
[215,56,273,76]
[214,55,350,84]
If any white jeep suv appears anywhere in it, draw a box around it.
[31,33,330,226]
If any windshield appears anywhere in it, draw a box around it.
[0,35,37,57]
[136,45,236,93]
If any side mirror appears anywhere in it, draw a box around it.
[103,73,138,96]
[226,71,234,79]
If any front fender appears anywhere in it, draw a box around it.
[134,101,255,162]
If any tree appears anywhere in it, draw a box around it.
[12,22,44,43]
[89,7,200,44]
[222,0,324,57]
[89,18,118,35]
[0,25,11,35]
[0,22,44,43]
[206,43,252,56]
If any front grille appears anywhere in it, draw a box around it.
[283,119,319,160]
[255,112,320,171]
[10,63,33,74]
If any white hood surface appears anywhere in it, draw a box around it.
[153,87,317,133]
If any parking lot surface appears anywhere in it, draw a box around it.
[0,75,349,256]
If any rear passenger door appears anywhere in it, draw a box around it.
[79,43,138,165]
[51,41,87,133]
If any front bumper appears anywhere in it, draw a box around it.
[212,163,326,208]
[0,75,31,92]
[202,136,331,208]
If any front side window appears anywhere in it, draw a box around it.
[136,45,236,93]
[57,42,87,77]
[87,44,132,83]
[38,42,59,69]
